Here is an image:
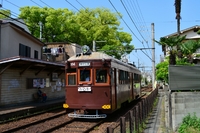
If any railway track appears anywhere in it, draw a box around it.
[50,119,103,133]
[0,106,63,124]
[0,87,154,133]
[1,109,103,133]
[0,110,68,133]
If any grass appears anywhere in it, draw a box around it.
[178,113,200,133]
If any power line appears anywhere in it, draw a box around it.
[64,0,79,12]
[30,0,43,8]
[108,0,143,44]
[120,0,150,55]
[109,0,152,62]
[76,0,86,10]
[133,0,152,55]
[39,0,52,8]
[4,0,20,8]
[1,7,19,17]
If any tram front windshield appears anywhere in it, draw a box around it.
[80,69,90,81]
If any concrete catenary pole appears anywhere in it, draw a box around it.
[39,21,43,40]
[151,23,155,89]
[92,40,96,52]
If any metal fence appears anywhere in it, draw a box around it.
[106,88,158,133]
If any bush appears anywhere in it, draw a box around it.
[178,113,200,133]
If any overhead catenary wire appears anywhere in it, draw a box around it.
[4,0,20,8]
[135,0,152,41]
[64,0,79,12]
[39,0,52,8]
[108,0,143,44]
[125,0,152,56]
[121,0,147,43]
[30,0,43,8]
[120,0,151,57]
[109,0,143,44]
[1,7,19,17]
[75,0,86,10]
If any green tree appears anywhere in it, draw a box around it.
[19,7,134,59]
[19,6,75,42]
[155,35,186,65]
[74,8,133,59]
[156,61,169,83]
[0,9,11,19]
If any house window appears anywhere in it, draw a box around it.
[34,50,38,59]
[19,43,31,57]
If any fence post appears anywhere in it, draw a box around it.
[135,105,139,133]
[120,117,126,133]
[139,101,143,127]
[144,98,147,119]
[142,100,145,122]
[107,127,113,133]
[129,110,134,133]
[133,107,136,132]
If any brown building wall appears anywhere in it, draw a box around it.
[0,68,65,106]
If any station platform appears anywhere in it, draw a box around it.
[0,98,65,122]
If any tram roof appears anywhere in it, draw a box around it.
[68,52,139,71]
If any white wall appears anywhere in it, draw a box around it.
[1,23,42,60]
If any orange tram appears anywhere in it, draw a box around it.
[63,46,141,119]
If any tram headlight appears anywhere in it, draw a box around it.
[102,104,111,109]
[63,104,69,108]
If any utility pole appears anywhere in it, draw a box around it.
[151,23,155,89]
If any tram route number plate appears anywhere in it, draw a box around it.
[78,87,91,92]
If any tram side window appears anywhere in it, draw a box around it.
[119,70,129,84]
[80,70,90,81]
[96,69,107,83]
[68,74,76,85]
[134,73,139,81]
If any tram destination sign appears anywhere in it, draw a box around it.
[79,62,90,67]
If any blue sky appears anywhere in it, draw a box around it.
[1,0,200,71]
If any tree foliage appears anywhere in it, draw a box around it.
[180,39,200,63]
[155,35,186,65]
[19,7,75,42]
[156,61,169,83]
[19,6,134,59]
[155,36,200,83]
[0,9,11,19]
